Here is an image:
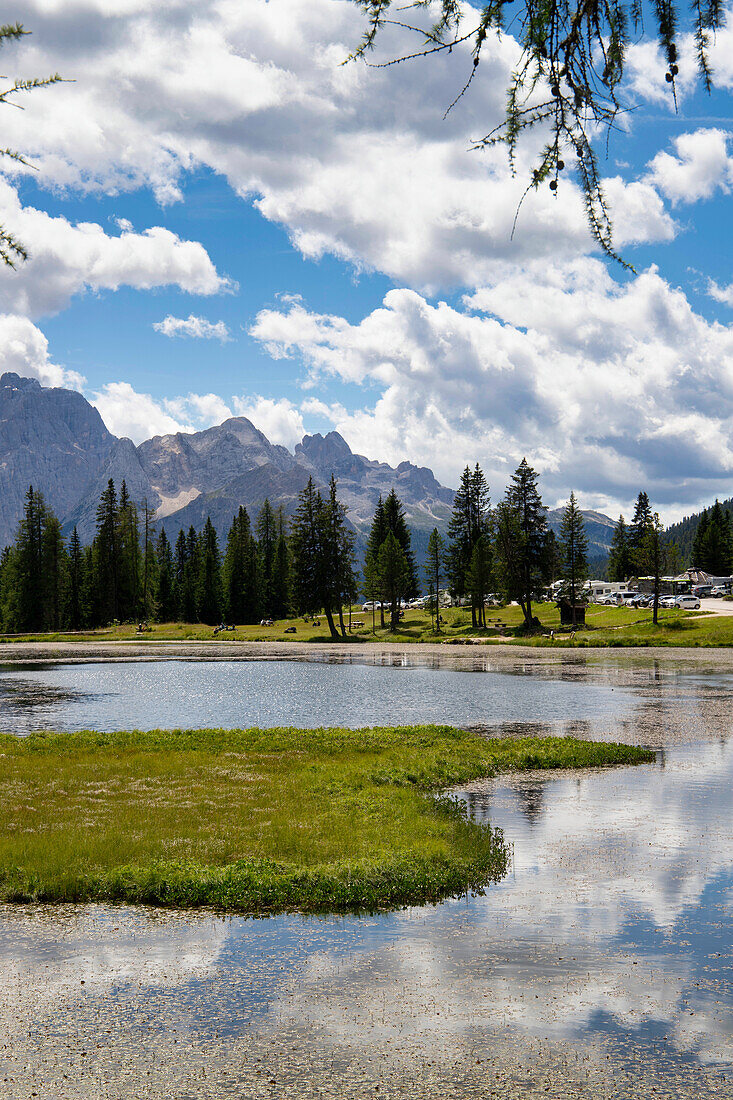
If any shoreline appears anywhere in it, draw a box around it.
[3,637,733,667]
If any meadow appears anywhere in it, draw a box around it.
[2,601,730,647]
[0,725,652,913]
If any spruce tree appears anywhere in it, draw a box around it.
[465,535,492,628]
[117,480,140,621]
[497,459,550,628]
[173,529,188,621]
[638,513,666,624]
[447,463,490,626]
[154,529,176,623]
[377,532,410,631]
[366,495,388,626]
[41,512,66,631]
[223,507,260,624]
[67,527,84,629]
[271,509,291,619]
[425,527,447,632]
[256,499,278,617]
[181,526,200,622]
[94,479,119,624]
[608,515,631,581]
[629,492,653,572]
[383,489,418,598]
[558,491,589,627]
[325,476,358,637]
[197,517,223,625]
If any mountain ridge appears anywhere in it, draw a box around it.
[0,372,618,562]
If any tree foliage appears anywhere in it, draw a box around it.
[558,490,588,626]
[351,0,723,264]
[1,23,61,266]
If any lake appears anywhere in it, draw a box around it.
[0,649,731,1098]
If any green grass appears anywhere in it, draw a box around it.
[0,725,653,913]
[2,601,729,648]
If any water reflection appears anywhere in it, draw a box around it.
[1,739,732,1096]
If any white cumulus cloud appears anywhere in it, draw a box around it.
[153,314,232,342]
[232,394,305,449]
[5,0,679,290]
[250,261,733,512]
[0,180,231,318]
[0,314,85,389]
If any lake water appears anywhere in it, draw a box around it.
[0,655,637,734]
[1,651,732,1098]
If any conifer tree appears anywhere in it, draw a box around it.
[693,501,732,575]
[173,529,188,621]
[495,459,550,628]
[638,513,666,624]
[41,511,65,631]
[256,499,278,616]
[608,515,631,581]
[117,480,140,621]
[447,463,490,626]
[383,488,418,598]
[325,476,358,637]
[67,527,84,629]
[377,531,410,631]
[629,492,653,572]
[154,529,176,623]
[271,509,291,619]
[223,507,260,624]
[196,517,223,625]
[425,527,447,632]
[94,479,119,624]
[181,526,200,622]
[366,495,388,626]
[558,491,588,627]
[465,535,492,628]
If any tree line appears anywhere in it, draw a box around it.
[609,493,732,581]
[1,463,688,637]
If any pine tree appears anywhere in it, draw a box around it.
[67,527,84,629]
[325,476,358,637]
[154,529,176,623]
[117,480,140,621]
[173,529,188,621]
[290,477,326,623]
[447,463,491,626]
[94,479,119,624]
[465,535,492,629]
[140,498,157,621]
[638,513,666,624]
[271,509,291,619]
[383,489,418,598]
[608,515,631,581]
[424,527,447,632]
[14,486,45,630]
[377,532,410,631]
[223,507,260,624]
[500,459,550,628]
[558,491,589,628]
[181,526,200,622]
[366,495,388,627]
[629,492,653,571]
[256,499,278,617]
[196,517,223,625]
[41,512,66,631]
[694,501,732,575]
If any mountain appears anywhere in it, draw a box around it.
[0,373,117,545]
[0,372,618,569]
[546,506,617,559]
[0,374,458,556]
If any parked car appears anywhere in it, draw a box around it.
[675,595,701,609]
[693,585,713,598]
[659,595,677,608]
[710,586,730,597]
[361,601,383,612]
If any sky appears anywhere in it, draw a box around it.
[2,0,733,521]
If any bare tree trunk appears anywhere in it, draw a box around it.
[324,606,340,639]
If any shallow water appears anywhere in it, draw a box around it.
[0,655,637,734]
[1,653,732,1098]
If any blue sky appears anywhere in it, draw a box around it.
[2,0,733,519]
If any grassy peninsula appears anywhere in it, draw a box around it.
[0,725,653,913]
